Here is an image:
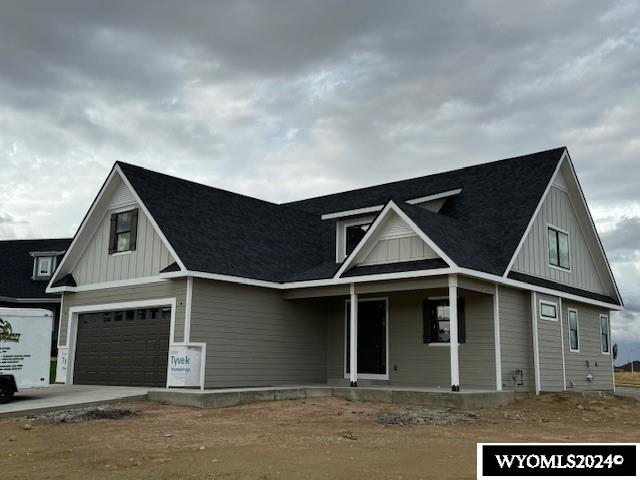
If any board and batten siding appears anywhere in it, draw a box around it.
[536,293,564,392]
[71,191,175,286]
[57,279,188,346]
[512,186,607,295]
[562,300,613,391]
[358,212,438,266]
[326,289,496,390]
[498,286,535,392]
[190,279,327,388]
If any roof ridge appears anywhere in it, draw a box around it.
[283,146,566,206]
[116,161,320,219]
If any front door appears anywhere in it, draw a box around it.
[346,299,387,377]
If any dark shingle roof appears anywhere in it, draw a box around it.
[508,272,618,305]
[0,238,72,299]
[343,258,448,277]
[116,147,565,284]
[117,163,332,283]
[286,147,565,275]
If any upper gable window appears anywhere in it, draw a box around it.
[109,208,138,254]
[548,226,570,270]
[36,256,54,277]
[345,223,370,256]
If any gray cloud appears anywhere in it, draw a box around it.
[0,1,639,347]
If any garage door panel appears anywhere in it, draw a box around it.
[73,307,170,387]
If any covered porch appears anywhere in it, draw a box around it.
[285,274,503,392]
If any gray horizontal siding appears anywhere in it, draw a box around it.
[562,300,613,391]
[327,288,496,390]
[190,279,327,388]
[536,293,564,392]
[512,186,607,295]
[58,279,187,346]
[499,286,535,392]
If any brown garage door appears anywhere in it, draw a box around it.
[73,307,171,387]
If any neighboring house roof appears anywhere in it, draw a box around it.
[116,147,565,282]
[0,238,72,300]
[615,360,640,371]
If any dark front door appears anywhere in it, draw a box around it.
[346,299,387,376]
[73,307,171,387]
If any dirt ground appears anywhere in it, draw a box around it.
[1,392,639,480]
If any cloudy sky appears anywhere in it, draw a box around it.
[1,1,638,359]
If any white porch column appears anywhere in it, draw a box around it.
[349,283,358,387]
[449,274,460,391]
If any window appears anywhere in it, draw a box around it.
[539,300,558,321]
[345,223,370,256]
[36,256,54,277]
[600,315,610,354]
[423,298,465,344]
[548,226,570,270]
[568,308,579,352]
[109,208,138,254]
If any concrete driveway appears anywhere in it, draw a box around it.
[0,384,148,418]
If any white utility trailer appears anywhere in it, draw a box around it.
[0,308,53,400]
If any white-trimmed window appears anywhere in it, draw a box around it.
[568,308,579,352]
[600,315,610,354]
[337,215,375,261]
[345,222,370,257]
[539,300,558,321]
[36,256,54,277]
[548,226,570,270]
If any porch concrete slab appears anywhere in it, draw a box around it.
[0,385,148,418]
[333,387,393,403]
[147,385,515,410]
[147,386,315,409]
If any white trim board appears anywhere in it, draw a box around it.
[156,266,622,310]
[493,284,502,391]
[47,275,169,293]
[47,163,187,292]
[343,296,390,381]
[405,188,462,205]
[62,297,177,385]
[333,200,455,279]
[320,188,463,220]
[503,149,567,276]
[503,149,622,306]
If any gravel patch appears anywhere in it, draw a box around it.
[28,406,140,424]
[378,407,480,426]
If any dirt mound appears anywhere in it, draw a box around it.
[378,407,480,426]
[28,405,140,424]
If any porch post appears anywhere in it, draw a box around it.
[349,283,358,387]
[449,274,460,391]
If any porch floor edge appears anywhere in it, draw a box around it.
[146,386,518,410]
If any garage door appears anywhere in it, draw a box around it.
[73,307,171,387]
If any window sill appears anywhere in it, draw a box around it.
[111,250,133,257]
[427,343,462,347]
[549,263,572,273]
[540,317,558,322]
[569,349,580,353]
